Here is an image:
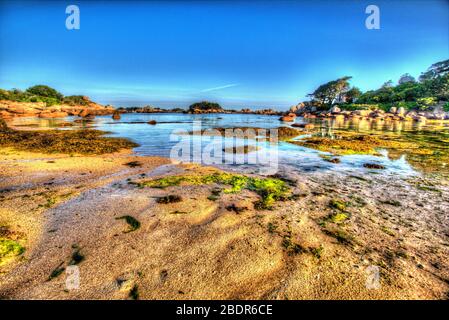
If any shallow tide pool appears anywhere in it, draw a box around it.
[12,113,449,177]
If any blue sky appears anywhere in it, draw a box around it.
[0,0,448,109]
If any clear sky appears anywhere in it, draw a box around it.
[0,0,448,110]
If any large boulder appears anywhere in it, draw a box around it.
[353,110,371,117]
[396,107,406,116]
[290,102,305,113]
[280,115,295,122]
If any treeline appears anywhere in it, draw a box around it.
[307,59,449,111]
[0,85,92,107]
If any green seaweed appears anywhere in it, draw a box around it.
[69,249,85,265]
[0,238,25,266]
[310,245,324,259]
[48,262,65,281]
[329,212,349,223]
[381,226,395,237]
[138,172,290,210]
[267,222,278,234]
[124,161,142,168]
[0,128,138,155]
[116,215,141,233]
[380,199,402,207]
[207,195,219,201]
[156,195,183,204]
[323,229,353,245]
[281,235,305,255]
[329,199,348,211]
[129,285,139,300]
[225,203,247,214]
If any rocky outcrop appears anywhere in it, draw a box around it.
[280,113,297,122]
[289,102,305,113]
[112,111,121,120]
[0,100,115,119]
[293,102,449,122]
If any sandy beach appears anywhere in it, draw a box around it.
[1,144,447,300]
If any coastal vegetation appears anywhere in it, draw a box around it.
[0,85,63,106]
[188,101,223,113]
[0,84,97,107]
[304,59,449,111]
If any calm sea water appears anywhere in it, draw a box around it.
[12,113,420,176]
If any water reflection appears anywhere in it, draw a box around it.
[10,113,449,176]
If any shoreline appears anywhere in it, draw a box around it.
[0,142,448,299]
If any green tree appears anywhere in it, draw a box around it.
[381,80,394,88]
[345,87,362,103]
[398,73,416,85]
[419,59,449,81]
[307,76,352,106]
[25,85,63,100]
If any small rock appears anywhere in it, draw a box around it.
[325,157,341,164]
[112,112,121,120]
[363,163,386,169]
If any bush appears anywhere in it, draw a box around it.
[0,89,10,100]
[444,102,449,112]
[63,95,90,106]
[7,89,32,102]
[416,97,436,110]
[25,85,63,100]
[395,101,418,110]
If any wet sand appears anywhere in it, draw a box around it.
[0,147,448,299]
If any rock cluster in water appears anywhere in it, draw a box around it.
[289,102,449,122]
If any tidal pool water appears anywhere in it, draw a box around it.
[12,113,449,177]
